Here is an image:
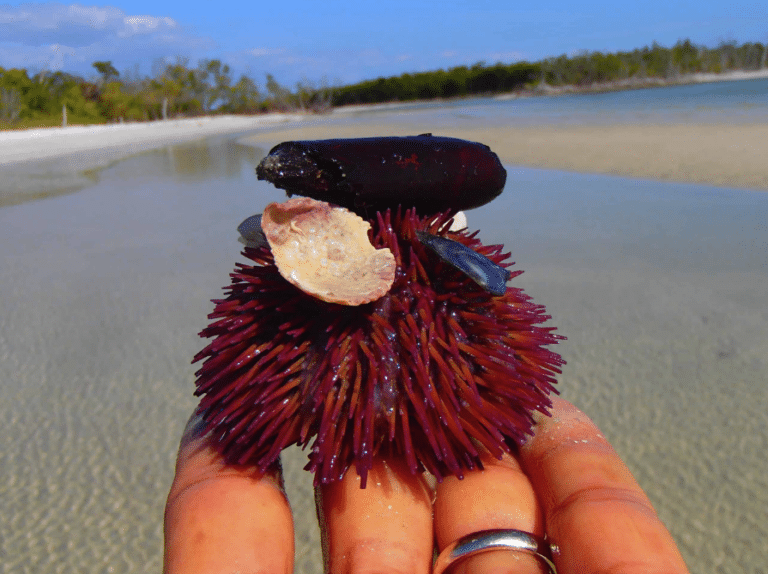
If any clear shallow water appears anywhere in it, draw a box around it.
[0,140,275,574]
[484,166,768,274]
[0,132,269,208]
[2,102,767,573]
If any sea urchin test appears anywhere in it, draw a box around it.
[193,134,565,487]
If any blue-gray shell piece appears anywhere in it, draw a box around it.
[416,231,510,296]
[237,213,268,248]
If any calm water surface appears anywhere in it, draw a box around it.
[337,77,768,126]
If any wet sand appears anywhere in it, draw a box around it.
[1,117,767,574]
[240,120,768,191]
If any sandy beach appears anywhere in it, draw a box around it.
[0,114,303,167]
[2,110,766,574]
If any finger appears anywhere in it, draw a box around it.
[164,414,294,574]
[433,454,548,574]
[316,458,434,574]
[519,395,690,574]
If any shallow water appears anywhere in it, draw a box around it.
[1,132,766,573]
[337,77,768,126]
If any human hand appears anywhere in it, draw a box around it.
[163,395,690,574]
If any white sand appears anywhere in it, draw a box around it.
[0,114,302,167]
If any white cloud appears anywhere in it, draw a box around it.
[0,3,124,42]
[0,3,206,75]
[120,15,177,37]
[66,4,119,29]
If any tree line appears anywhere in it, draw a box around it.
[538,39,767,87]
[332,39,768,105]
[0,58,330,128]
[330,62,539,106]
[1,38,767,128]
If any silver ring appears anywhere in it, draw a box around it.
[434,529,557,574]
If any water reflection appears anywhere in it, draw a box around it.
[0,156,101,208]
[162,137,263,181]
[0,135,267,208]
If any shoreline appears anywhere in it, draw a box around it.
[526,67,768,98]
[332,68,768,113]
[0,113,309,207]
[0,113,304,167]
[3,83,768,198]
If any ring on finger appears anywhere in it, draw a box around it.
[433,528,556,574]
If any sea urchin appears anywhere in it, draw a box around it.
[193,205,564,487]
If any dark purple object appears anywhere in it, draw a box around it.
[256,134,507,214]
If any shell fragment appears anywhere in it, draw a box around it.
[261,197,396,305]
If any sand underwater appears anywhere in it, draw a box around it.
[1,113,767,573]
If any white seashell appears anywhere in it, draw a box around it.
[261,197,396,306]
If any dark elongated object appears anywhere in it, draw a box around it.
[256,134,506,214]
[416,231,511,296]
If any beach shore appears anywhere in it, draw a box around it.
[525,67,768,96]
[0,114,302,168]
[3,113,767,192]
[0,114,303,207]
[239,121,768,191]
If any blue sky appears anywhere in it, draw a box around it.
[1,1,766,88]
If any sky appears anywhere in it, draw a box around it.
[1,1,766,88]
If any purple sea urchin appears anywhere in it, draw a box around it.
[193,208,564,487]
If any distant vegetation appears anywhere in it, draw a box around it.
[1,39,767,129]
[0,58,332,130]
[331,62,539,106]
[332,39,768,105]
